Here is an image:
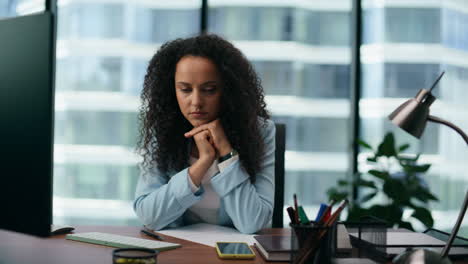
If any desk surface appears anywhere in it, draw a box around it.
[0,226,289,264]
[1,226,467,264]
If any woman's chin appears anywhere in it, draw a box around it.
[190,120,209,127]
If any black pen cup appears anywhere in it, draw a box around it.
[113,248,158,264]
[290,222,337,264]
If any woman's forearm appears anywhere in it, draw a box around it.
[133,168,204,230]
[188,158,212,186]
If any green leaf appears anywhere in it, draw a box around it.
[368,170,390,181]
[367,204,403,226]
[398,143,410,152]
[383,179,409,203]
[334,193,349,202]
[346,205,368,222]
[358,139,373,150]
[413,164,431,173]
[326,187,337,195]
[398,154,420,163]
[376,132,397,157]
[413,186,439,202]
[398,221,415,231]
[412,206,434,228]
[367,156,377,162]
[360,191,377,203]
[354,179,377,189]
[326,188,348,202]
[338,180,349,186]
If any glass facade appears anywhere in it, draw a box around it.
[0,0,44,18]
[363,8,441,44]
[361,2,468,235]
[53,0,200,225]
[208,1,352,214]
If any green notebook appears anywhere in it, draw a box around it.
[66,232,180,251]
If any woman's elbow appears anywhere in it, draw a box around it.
[236,219,268,234]
[134,209,166,231]
[237,225,260,234]
[237,208,273,234]
[134,198,156,228]
[134,197,176,231]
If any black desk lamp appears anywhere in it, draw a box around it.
[388,71,468,263]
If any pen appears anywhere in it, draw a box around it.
[317,200,336,225]
[314,203,327,222]
[141,227,164,241]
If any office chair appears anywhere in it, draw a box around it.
[272,123,286,228]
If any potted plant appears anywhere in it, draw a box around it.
[327,132,439,231]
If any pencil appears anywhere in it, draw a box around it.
[287,206,297,224]
[141,227,164,241]
[293,194,299,224]
[324,199,348,227]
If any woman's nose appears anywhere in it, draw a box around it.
[191,90,203,107]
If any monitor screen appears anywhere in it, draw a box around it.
[0,12,55,237]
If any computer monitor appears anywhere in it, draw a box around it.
[0,11,56,237]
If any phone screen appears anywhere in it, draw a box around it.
[216,242,253,255]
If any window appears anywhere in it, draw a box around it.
[302,64,350,98]
[56,57,123,92]
[363,63,440,98]
[209,7,292,41]
[209,1,352,217]
[0,0,44,18]
[364,8,441,44]
[252,61,293,95]
[132,8,199,43]
[385,8,440,43]
[53,1,200,226]
[442,8,468,52]
[361,3,468,235]
[294,10,350,46]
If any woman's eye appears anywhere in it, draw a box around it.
[180,88,191,93]
[204,87,217,93]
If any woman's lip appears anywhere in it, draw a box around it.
[190,112,208,117]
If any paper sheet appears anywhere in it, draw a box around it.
[158,223,256,247]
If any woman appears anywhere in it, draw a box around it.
[134,34,275,234]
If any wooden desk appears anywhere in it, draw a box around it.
[1,226,466,264]
[0,226,289,264]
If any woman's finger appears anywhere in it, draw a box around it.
[184,124,210,138]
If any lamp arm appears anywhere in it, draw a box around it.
[441,190,468,258]
[428,114,468,257]
[427,115,468,145]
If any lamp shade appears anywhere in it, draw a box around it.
[388,89,436,139]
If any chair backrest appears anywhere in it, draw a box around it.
[273,123,286,228]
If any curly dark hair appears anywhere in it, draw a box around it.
[137,34,270,182]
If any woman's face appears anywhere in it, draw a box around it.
[175,56,223,127]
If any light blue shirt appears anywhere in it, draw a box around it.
[133,119,275,234]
